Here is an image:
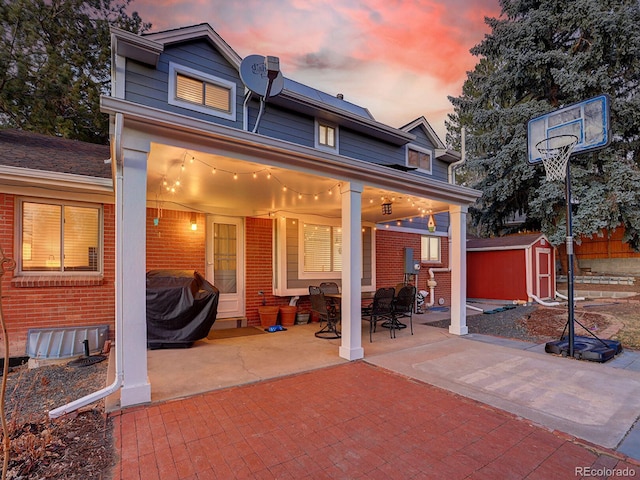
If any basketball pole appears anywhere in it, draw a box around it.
[564,160,576,357]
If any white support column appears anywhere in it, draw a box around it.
[119,147,151,407]
[449,204,468,335]
[339,181,365,360]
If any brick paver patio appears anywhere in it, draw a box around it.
[110,361,639,479]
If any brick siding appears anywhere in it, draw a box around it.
[375,229,451,305]
[0,194,115,357]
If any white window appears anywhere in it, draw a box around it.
[407,146,432,174]
[168,62,236,120]
[303,223,342,274]
[421,235,440,263]
[315,120,338,151]
[18,199,102,274]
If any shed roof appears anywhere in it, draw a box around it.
[467,234,548,251]
[0,129,111,178]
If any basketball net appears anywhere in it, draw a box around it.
[535,135,579,181]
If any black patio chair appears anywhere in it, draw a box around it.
[319,281,340,313]
[391,285,416,335]
[309,286,341,339]
[361,287,395,342]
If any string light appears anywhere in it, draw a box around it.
[162,150,443,216]
[160,150,342,203]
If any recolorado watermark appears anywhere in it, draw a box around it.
[576,466,636,477]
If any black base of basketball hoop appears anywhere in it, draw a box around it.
[545,336,622,363]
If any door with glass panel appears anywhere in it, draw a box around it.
[206,216,244,318]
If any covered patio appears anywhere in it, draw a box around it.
[103,94,481,408]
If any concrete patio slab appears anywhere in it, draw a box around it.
[366,335,640,450]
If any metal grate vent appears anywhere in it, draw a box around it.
[27,325,109,359]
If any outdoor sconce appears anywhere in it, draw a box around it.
[428,214,436,232]
[381,199,392,215]
[190,213,197,231]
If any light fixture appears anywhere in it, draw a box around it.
[381,199,392,215]
[190,213,197,231]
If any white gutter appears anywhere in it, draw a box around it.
[49,115,125,419]
[447,127,467,185]
[555,290,585,302]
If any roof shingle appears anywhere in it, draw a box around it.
[0,129,111,179]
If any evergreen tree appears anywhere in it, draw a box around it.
[0,0,150,144]
[448,0,640,249]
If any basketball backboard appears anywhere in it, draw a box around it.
[527,94,611,164]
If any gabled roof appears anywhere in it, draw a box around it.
[0,129,111,178]
[467,233,550,251]
[401,116,445,148]
[401,116,460,163]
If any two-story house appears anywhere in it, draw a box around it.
[3,23,481,411]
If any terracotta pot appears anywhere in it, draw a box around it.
[279,305,297,327]
[258,306,280,327]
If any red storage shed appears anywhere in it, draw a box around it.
[467,234,556,302]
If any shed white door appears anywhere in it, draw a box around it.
[206,216,245,318]
[536,248,553,299]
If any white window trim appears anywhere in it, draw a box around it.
[297,217,342,280]
[421,234,441,263]
[168,62,236,121]
[273,216,377,296]
[407,144,433,175]
[314,119,339,152]
[15,197,104,276]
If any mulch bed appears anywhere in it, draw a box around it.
[426,303,612,343]
[0,360,114,479]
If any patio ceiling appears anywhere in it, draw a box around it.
[146,142,451,224]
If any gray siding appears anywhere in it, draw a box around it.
[339,128,405,165]
[125,40,245,130]
[285,218,372,289]
[248,101,315,147]
[122,39,435,175]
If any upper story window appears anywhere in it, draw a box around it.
[407,146,432,174]
[421,235,440,263]
[168,62,236,121]
[18,198,102,275]
[315,120,338,152]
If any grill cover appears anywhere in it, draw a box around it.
[146,269,219,349]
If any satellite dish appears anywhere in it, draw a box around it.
[239,54,284,97]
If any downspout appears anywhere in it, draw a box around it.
[447,127,467,185]
[49,114,125,418]
[426,232,452,307]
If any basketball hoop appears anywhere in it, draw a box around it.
[535,135,579,181]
